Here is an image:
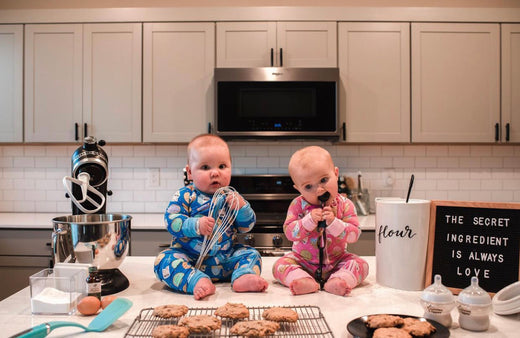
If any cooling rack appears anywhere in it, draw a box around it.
[124,305,334,337]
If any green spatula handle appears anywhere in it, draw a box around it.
[10,321,86,338]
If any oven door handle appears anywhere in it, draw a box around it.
[241,193,298,200]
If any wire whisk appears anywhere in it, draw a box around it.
[195,186,240,270]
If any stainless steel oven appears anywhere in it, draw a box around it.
[230,175,297,256]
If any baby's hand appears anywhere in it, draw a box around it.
[198,216,215,236]
[310,208,323,225]
[226,192,246,210]
[323,206,336,225]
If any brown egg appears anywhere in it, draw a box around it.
[101,295,117,309]
[77,296,101,316]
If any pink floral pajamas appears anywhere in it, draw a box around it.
[272,195,369,289]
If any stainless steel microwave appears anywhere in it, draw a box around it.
[214,67,339,139]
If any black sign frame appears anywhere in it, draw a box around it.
[426,200,520,295]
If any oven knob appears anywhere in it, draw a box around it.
[272,235,283,248]
[244,234,255,247]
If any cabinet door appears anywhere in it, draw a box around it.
[83,23,142,142]
[338,22,410,142]
[277,21,337,67]
[502,24,520,143]
[412,23,500,143]
[0,25,23,142]
[216,22,276,68]
[143,23,215,142]
[25,24,83,142]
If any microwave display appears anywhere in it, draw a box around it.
[217,81,336,133]
[215,68,339,139]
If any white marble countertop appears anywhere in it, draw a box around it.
[0,256,517,338]
[0,213,376,231]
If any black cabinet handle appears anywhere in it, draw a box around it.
[342,122,346,141]
[506,123,510,142]
[74,123,79,141]
[158,244,170,248]
[270,48,274,67]
[208,122,212,134]
[280,48,283,67]
[84,123,88,138]
[495,123,499,141]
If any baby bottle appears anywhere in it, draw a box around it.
[420,274,455,327]
[457,276,492,331]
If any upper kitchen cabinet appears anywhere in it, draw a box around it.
[24,23,142,143]
[0,25,23,142]
[143,23,215,142]
[216,22,337,68]
[411,23,500,143]
[338,22,410,142]
[502,24,520,143]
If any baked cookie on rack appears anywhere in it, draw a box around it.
[179,315,222,333]
[152,324,190,338]
[230,320,280,337]
[214,302,250,319]
[262,307,298,322]
[152,304,189,318]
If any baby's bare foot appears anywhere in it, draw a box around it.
[289,277,319,295]
[193,278,216,300]
[324,277,351,296]
[233,274,268,292]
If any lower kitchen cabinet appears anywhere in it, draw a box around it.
[0,229,53,301]
[348,231,375,256]
[130,229,171,256]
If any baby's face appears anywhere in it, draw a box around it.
[186,145,231,194]
[291,159,339,206]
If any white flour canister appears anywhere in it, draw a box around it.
[375,198,431,291]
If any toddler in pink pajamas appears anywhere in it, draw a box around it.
[272,146,369,296]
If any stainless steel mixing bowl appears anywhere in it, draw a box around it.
[52,214,131,270]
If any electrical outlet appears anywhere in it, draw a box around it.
[383,168,395,187]
[147,168,160,187]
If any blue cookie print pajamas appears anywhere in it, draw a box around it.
[153,184,262,295]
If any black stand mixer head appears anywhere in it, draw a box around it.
[61,136,129,295]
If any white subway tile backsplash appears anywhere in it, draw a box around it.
[0,144,518,213]
[14,157,35,168]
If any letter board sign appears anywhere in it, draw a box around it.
[426,200,520,294]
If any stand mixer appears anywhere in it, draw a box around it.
[53,136,131,295]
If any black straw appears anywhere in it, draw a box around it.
[406,174,415,203]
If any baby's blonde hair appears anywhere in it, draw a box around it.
[187,134,230,164]
[288,146,334,178]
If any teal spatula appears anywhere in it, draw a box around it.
[10,297,132,338]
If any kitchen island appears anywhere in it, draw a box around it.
[0,256,517,337]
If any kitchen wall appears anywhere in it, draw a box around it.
[0,143,519,214]
[1,0,520,10]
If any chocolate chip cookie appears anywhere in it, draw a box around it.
[152,324,190,338]
[178,315,222,333]
[373,327,412,338]
[214,302,250,319]
[262,307,298,323]
[152,304,189,319]
[366,314,405,329]
[401,317,436,336]
[230,320,280,337]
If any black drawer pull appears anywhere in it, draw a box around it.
[158,244,170,248]
[280,48,283,67]
[495,123,499,141]
[84,123,88,138]
[270,48,274,67]
[506,123,510,142]
[74,123,79,141]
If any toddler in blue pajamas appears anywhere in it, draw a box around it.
[153,134,268,299]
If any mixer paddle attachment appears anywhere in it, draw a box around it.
[63,172,106,214]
